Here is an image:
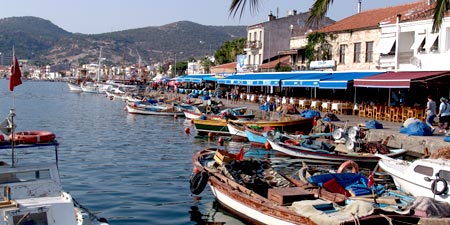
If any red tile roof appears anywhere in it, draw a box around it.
[211,62,236,70]
[318,1,425,33]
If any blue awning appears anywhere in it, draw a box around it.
[281,72,331,87]
[217,72,315,86]
[319,71,385,89]
[175,74,213,83]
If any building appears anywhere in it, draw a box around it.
[308,1,425,71]
[243,10,335,72]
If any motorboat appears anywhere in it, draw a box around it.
[377,154,450,204]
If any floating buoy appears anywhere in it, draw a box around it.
[184,127,190,134]
[174,114,178,119]
[264,142,271,150]
[218,137,224,146]
[193,166,200,174]
[208,132,215,139]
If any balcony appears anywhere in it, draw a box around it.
[244,41,262,50]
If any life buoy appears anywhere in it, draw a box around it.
[206,106,212,113]
[431,178,448,195]
[190,172,209,195]
[337,160,359,173]
[11,130,56,144]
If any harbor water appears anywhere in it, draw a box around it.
[0,80,253,225]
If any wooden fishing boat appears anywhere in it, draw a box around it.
[267,136,407,163]
[226,121,248,141]
[126,102,185,116]
[193,117,313,136]
[184,106,255,121]
[377,154,450,204]
[190,148,421,225]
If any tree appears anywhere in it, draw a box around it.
[304,32,335,66]
[228,0,448,32]
[214,38,246,65]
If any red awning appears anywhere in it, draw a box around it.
[353,71,450,88]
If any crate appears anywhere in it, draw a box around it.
[268,187,315,206]
[213,150,235,165]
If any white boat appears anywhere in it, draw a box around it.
[226,121,248,141]
[126,103,185,116]
[0,112,109,225]
[67,82,82,92]
[377,154,450,204]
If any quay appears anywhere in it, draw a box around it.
[182,95,449,157]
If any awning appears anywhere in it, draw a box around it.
[375,37,396,54]
[319,71,384,89]
[424,33,439,51]
[354,71,449,88]
[281,73,329,88]
[410,35,425,50]
[217,72,300,86]
[175,74,213,83]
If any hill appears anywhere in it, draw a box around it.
[0,16,247,67]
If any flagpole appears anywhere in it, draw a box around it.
[9,46,22,167]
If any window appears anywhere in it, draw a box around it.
[353,42,361,63]
[413,165,433,176]
[339,44,346,64]
[365,42,373,62]
[248,33,252,41]
[259,31,262,41]
[253,32,257,41]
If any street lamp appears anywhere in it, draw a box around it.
[174,52,183,77]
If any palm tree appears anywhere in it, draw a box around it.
[228,0,449,32]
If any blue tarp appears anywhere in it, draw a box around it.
[175,74,213,83]
[319,71,384,89]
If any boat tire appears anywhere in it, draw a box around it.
[337,160,359,173]
[190,172,209,195]
[206,106,212,113]
[431,178,448,195]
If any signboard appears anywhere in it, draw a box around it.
[310,60,335,69]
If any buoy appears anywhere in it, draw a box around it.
[218,137,224,146]
[193,166,200,174]
[208,132,215,139]
[184,127,190,134]
[264,142,271,150]
[174,114,178,119]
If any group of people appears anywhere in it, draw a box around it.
[426,96,450,135]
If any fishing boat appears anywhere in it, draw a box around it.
[193,116,314,136]
[183,106,255,121]
[190,148,421,225]
[226,121,248,141]
[126,102,185,116]
[267,134,407,163]
[67,81,82,92]
[377,154,450,204]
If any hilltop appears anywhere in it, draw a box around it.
[0,16,247,67]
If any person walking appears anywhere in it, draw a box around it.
[425,95,437,133]
[437,97,450,135]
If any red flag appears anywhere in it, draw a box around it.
[367,174,374,188]
[235,146,245,160]
[9,56,22,91]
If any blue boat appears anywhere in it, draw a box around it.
[244,127,268,146]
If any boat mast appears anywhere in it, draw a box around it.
[97,47,102,82]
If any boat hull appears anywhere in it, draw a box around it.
[268,139,407,163]
[126,104,185,116]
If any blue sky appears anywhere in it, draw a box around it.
[2,0,415,34]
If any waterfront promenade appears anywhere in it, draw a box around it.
[203,96,449,156]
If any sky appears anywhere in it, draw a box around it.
[1,0,416,34]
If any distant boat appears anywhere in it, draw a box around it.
[67,82,82,92]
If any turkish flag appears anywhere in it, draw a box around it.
[9,56,22,91]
